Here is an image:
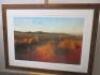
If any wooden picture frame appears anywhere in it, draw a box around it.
[2,4,100,75]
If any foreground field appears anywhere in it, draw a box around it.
[14,31,82,64]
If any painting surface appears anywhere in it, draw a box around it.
[14,17,84,64]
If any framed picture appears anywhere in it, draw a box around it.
[2,4,99,75]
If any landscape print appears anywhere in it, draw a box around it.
[14,17,84,64]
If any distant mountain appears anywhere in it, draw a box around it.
[14,31,82,40]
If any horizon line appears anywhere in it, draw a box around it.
[14,30,83,36]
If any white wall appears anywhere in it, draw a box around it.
[0,0,100,75]
[3,0,44,4]
[49,0,100,4]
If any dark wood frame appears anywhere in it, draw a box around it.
[2,4,100,75]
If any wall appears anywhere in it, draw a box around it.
[0,0,100,75]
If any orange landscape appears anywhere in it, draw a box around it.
[15,31,82,64]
